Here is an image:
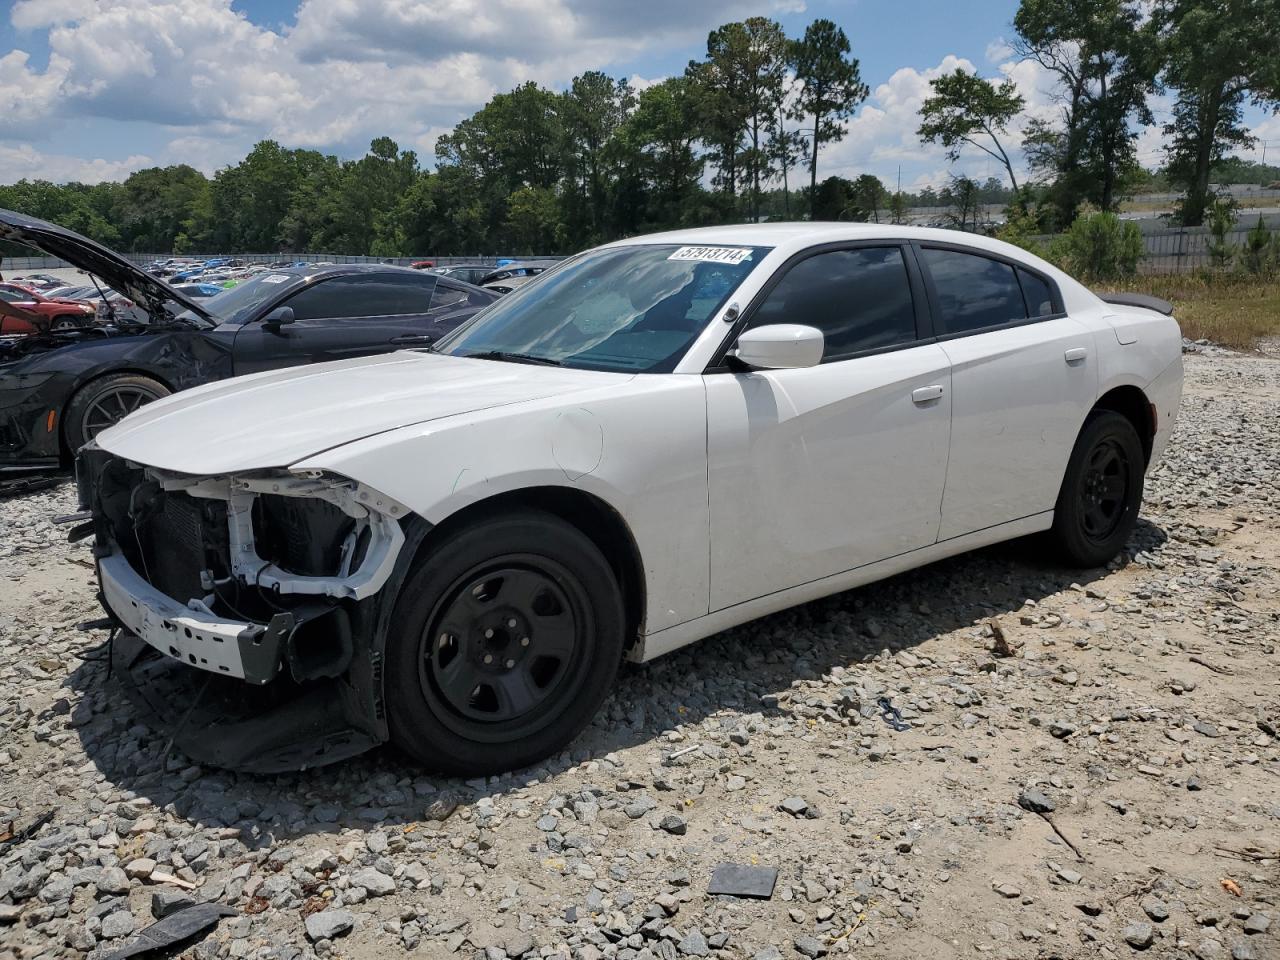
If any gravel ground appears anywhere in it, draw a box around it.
[1,351,1277,960]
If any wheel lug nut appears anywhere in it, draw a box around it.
[483,654,493,664]
[520,637,530,647]
[484,628,494,639]
[507,618,517,628]
[505,659,515,669]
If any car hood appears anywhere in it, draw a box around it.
[92,351,630,475]
[0,209,214,325]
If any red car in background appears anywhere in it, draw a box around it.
[0,282,95,334]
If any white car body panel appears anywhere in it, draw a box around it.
[705,343,952,610]
[936,316,1097,539]
[89,223,1184,668]
[292,374,713,634]
[95,351,628,475]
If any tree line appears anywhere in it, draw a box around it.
[0,0,1276,258]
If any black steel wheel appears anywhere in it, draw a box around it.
[385,510,625,774]
[1078,437,1130,542]
[65,373,169,449]
[1050,410,1145,567]
[421,560,586,738]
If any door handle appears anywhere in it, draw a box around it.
[911,384,945,404]
[390,334,436,346]
[1064,346,1088,363]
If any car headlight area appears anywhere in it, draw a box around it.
[79,448,409,687]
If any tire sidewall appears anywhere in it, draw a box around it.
[66,374,169,450]
[384,510,625,775]
[1053,411,1145,567]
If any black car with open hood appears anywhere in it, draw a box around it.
[0,209,499,475]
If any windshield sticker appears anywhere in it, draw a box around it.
[667,246,754,265]
[261,274,292,283]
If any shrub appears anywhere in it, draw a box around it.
[1205,195,1237,269]
[1047,212,1143,281]
[1240,215,1278,276]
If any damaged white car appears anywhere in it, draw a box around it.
[75,224,1183,774]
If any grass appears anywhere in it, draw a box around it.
[1096,273,1280,350]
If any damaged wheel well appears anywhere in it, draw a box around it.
[416,487,646,648]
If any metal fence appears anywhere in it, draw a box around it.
[1022,226,1265,275]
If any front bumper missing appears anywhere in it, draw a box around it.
[99,552,284,684]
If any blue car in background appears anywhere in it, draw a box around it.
[171,282,228,299]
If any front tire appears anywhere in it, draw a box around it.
[1049,410,1145,567]
[385,510,625,775]
[64,373,170,450]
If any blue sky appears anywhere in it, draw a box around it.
[0,0,1275,189]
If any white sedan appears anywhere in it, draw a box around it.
[78,224,1183,774]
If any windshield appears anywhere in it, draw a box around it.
[201,272,301,324]
[434,243,769,373]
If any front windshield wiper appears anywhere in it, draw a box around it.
[464,350,562,367]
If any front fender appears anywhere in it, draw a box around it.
[292,379,712,635]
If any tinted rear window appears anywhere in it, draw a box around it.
[922,248,1027,334]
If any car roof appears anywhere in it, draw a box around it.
[255,262,434,281]
[601,221,1031,256]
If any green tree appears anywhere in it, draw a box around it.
[1014,0,1158,224]
[811,175,854,220]
[918,70,1026,195]
[695,18,790,222]
[942,175,981,230]
[562,71,635,242]
[625,76,706,227]
[851,173,886,223]
[790,18,868,219]
[505,185,562,253]
[1155,0,1280,226]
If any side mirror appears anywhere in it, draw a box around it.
[731,324,824,370]
[262,305,295,334]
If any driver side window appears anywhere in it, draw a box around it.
[281,273,437,321]
[747,246,920,362]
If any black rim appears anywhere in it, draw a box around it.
[1078,437,1130,542]
[418,557,586,740]
[81,387,161,442]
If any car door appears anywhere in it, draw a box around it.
[231,271,442,374]
[916,244,1098,540]
[705,243,953,612]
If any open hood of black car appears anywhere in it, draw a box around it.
[0,208,214,324]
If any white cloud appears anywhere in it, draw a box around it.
[985,37,1014,64]
[0,144,152,183]
[5,0,811,181]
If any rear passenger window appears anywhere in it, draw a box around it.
[748,247,917,360]
[921,248,1026,334]
[1017,268,1056,317]
[430,283,470,311]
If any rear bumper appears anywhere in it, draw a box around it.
[1145,354,1183,470]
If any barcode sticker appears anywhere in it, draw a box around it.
[667,246,754,265]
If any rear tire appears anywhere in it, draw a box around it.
[385,510,624,775]
[1049,410,1145,567]
[64,373,169,450]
